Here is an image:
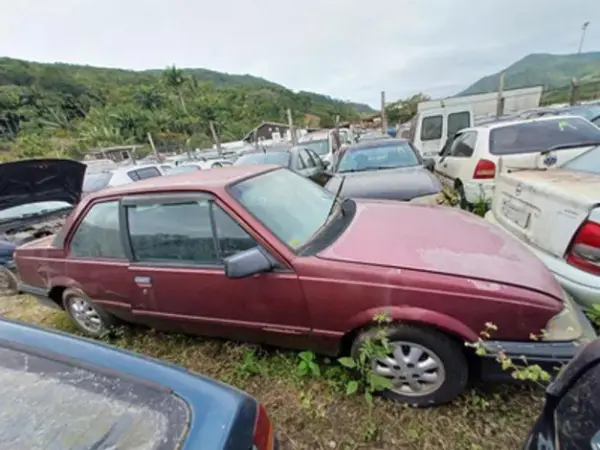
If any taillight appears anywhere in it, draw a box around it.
[252,403,274,450]
[566,220,600,275]
[473,159,496,179]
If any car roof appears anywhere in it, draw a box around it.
[0,317,254,449]
[111,163,164,173]
[467,114,587,132]
[86,164,277,200]
[346,138,408,150]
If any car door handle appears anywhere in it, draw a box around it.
[134,276,152,286]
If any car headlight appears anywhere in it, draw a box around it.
[409,192,447,206]
[543,292,583,341]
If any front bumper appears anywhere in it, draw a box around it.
[479,301,597,382]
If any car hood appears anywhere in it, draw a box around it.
[318,200,564,300]
[0,159,86,211]
[325,166,441,201]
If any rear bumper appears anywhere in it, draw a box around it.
[463,180,494,204]
[480,301,597,382]
[484,211,600,310]
[19,283,62,310]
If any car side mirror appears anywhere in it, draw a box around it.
[224,247,274,279]
[423,158,435,172]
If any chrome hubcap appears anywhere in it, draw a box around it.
[372,341,445,396]
[67,297,104,333]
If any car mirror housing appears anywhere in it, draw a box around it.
[224,247,273,279]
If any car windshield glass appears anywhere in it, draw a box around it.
[298,139,329,155]
[0,345,189,449]
[234,152,290,166]
[489,117,600,155]
[336,142,420,173]
[83,172,112,193]
[561,145,600,175]
[0,201,71,222]
[229,169,336,249]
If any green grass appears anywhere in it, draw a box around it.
[1,294,544,450]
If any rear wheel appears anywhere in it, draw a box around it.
[351,324,469,407]
[62,288,118,337]
[455,183,471,211]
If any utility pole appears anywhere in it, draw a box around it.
[287,108,297,145]
[578,21,590,54]
[496,72,505,118]
[147,133,161,162]
[380,91,387,134]
[253,128,259,151]
[209,121,222,156]
[569,78,580,106]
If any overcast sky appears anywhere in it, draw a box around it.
[1,0,598,107]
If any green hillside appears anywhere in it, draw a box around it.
[0,57,374,159]
[459,51,600,95]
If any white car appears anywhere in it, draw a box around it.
[107,163,168,187]
[484,115,600,310]
[435,115,591,210]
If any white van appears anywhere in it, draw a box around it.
[410,106,474,159]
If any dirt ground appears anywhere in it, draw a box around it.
[0,294,543,450]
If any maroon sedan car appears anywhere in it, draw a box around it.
[14,161,595,406]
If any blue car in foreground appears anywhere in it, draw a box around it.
[0,318,277,450]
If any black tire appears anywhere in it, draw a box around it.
[351,324,469,407]
[455,183,471,211]
[62,288,119,338]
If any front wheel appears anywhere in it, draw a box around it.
[351,324,469,407]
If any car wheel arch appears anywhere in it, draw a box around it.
[339,306,479,355]
[48,278,85,309]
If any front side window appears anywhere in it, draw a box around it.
[450,132,477,158]
[0,345,189,449]
[298,149,316,168]
[336,142,420,173]
[212,205,257,259]
[127,200,217,264]
[228,169,335,249]
[420,115,443,141]
[70,201,125,259]
[297,139,330,156]
[489,117,600,155]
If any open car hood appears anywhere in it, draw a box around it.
[0,159,86,211]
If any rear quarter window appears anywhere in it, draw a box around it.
[0,345,189,449]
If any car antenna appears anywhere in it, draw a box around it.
[326,176,346,218]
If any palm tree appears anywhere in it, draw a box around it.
[162,65,188,114]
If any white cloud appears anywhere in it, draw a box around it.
[0,0,598,107]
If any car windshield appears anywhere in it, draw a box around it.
[0,345,190,449]
[83,171,112,193]
[336,142,420,173]
[561,145,600,175]
[298,139,329,156]
[489,117,600,155]
[234,152,290,166]
[229,169,336,249]
[0,201,72,222]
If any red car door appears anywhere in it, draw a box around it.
[123,193,312,349]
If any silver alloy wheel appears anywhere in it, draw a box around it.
[372,341,446,396]
[0,267,20,296]
[66,296,104,334]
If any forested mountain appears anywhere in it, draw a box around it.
[460,51,600,96]
[0,57,374,159]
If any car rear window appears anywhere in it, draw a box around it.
[83,171,113,193]
[562,145,600,175]
[0,345,189,449]
[128,167,162,181]
[489,117,600,155]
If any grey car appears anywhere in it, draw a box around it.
[324,139,441,201]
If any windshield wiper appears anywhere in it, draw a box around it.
[326,176,346,218]
[547,141,600,151]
